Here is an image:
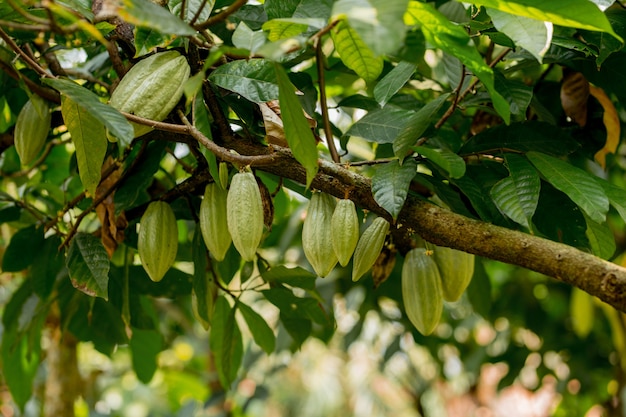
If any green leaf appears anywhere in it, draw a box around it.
[170,0,215,23]
[570,287,595,339]
[262,287,328,324]
[2,324,41,411]
[489,154,540,229]
[345,107,414,144]
[208,59,279,103]
[237,301,276,354]
[406,2,510,123]
[594,177,626,224]
[261,265,317,290]
[130,328,163,383]
[469,0,623,42]
[209,296,243,388]
[232,22,267,52]
[66,232,110,300]
[31,235,64,298]
[331,20,384,82]
[192,227,216,329]
[493,71,533,120]
[584,213,615,260]
[527,152,609,224]
[371,159,417,219]
[332,0,409,56]
[393,93,450,158]
[275,63,319,187]
[1,224,45,272]
[61,96,107,196]
[487,8,552,63]
[460,122,579,156]
[262,18,321,41]
[43,78,134,148]
[374,61,417,107]
[466,259,492,318]
[118,0,196,36]
[414,145,466,179]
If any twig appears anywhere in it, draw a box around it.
[315,39,340,163]
[195,0,247,30]
[434,64,467,129]
[0,27,54,78]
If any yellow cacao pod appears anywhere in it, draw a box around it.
[432,245,475,302]
[302,192,338,277]
[331,199,360,267]
[109,50,190,138]
[402,248,443,335]
[14,95,51,165]
[138,201,178,282]
[200,182,232,261]
[226,171,264,261]
[352,217,390,282]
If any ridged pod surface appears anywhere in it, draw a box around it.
[14,95,51,165]
[109,50,190,138]
[331,199,360,266]
[138,201,178,282]
[402,248,443,335]
[200,182,232,261]
[226,171,264,261]
[351,217,389,282]
[302,192,337,277]
[432,245,475,302]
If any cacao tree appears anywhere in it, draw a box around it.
[1,0,626,415]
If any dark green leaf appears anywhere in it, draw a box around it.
[345,107,414,144]
[66,232,110,300]
[192,227,215,329]
[31,235,64,298]
[263,287,328,324]
[210,296,243,388]
[280,315,312,349]
[371,159,417,219]
[414,145,466,179]
[118,0,196,36]
[130,328,163,383]
[1,225,45,272]
[208,59,278,103]
[237,301,276,354]
[0,205,20,223]
[261,265,317,290]
[584,214,615,260]
[374,61,417,107]
[494,71,533,119]
[466,259,492,318]
[594,177,626,223]
[2,324,41,411]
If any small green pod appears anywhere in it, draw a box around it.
[226,171,264,261]
[432,245,475,302]
[331,199,360,266]
[14,95,51,165]
[351,217,389,282]
[302,192,338,277]
[200,182,232,261]
[138,201,179,282]
[402,248,443,335]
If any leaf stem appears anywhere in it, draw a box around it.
[315,39,340,163]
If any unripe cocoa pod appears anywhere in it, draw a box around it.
[302,192,338,277]
[352,217,390,282]
[200,182,232,261]
[109,50,190,138]
[331,199,359,266]
[432,245,475,302]
[14,95,51,165]
[226,171,264,261]
[138,201,178,282]
[402,248,443,335]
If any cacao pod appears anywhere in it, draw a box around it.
[138,201,178,282]
[352,217,390,282]
[14,95,51,165]
[432,245,475,302]
[302,192,338,277]
[109,50,190,138]
[331,199,360,267]
[226,171,264,261]
[200,182,232,261]
[402,248,443,335]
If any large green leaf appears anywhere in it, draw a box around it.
[209,296,243,389]
[2,324,41,411]
[119,0,196,36]
[493,72,533,120]
[584,213,615,260]
[237,301,276,354]
[406,2,510,123]
[414,145,466,179]
[275,63,319,187]
[232,22,267,52]
[43,78,134,148]
[490,154,540,229]
[1,225,45,272]
[331,20,384,82]
[61,96,107,196]
[594,177,626,224]
[191,227,216,330]
[527,152,609,224]
[130,328,163,383]
[261,265,317,290]
[371,159,417,219]
[208,59,279,103]
[345,107,414,144]
[31,235,64,298]
[332,0,409,56]
[374,61,417,107]
[66,232,110,300]
[262,18,323,41]
[487,8,552,63]
[393,93,450,158]
[468,0,623,42]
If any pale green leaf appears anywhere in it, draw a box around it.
[262,18,324,41]
[405,2,510,123]
[584,213,615,259]
[275,64,319,187]
[371,159,417,219]
[66,232,110,300]
[331,20,384,82]
[490,154,540,228]
[119,0,196,36]
[527,151,609,223]
[488,8,552,63]
[232,22,267,52]
[61,96,107,196]
[374,61,417,107]
[208,59,279,103]
[414,145,466,179]
[345,107,414,144]
[237,301,276,354]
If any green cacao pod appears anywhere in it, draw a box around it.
[302,192,338,277]
[226,171,264,261]
[138,201,179,282]
[402,248,443,335]
[109,50,190,138]
[331,199,360,267]
[14,95,51,165]
[352,217,390,282]
[200,182,232,261]
[432,245,475,302]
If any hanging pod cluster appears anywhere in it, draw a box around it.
[302,191,390,279]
